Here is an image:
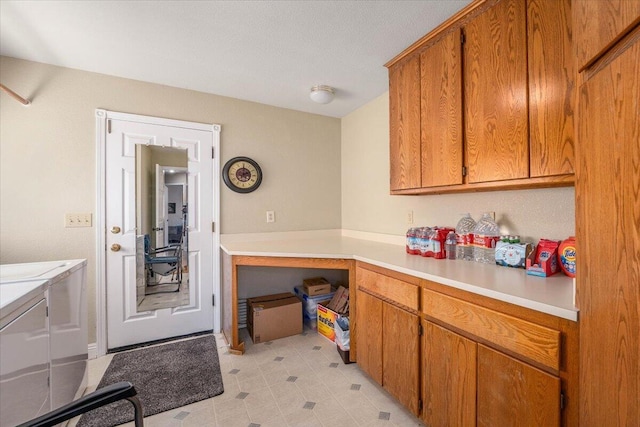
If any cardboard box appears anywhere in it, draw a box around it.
[317,302,344,343]
[303,277,332,296]
[326,285,349,314]
[247,293,302,344]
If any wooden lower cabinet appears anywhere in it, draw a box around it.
[422,320,476,427]
[382,303,420,415]
[355,265,576,425]
[422,320,562,427]
[355,289,382,384]
[355,288,420,416]
[477,344,561,427]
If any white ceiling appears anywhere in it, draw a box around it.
[0,0,471,118]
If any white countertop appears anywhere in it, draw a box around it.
[221,230,578,321]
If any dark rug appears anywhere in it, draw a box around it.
[77,335,224,427]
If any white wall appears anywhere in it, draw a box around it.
[341,93,575,242]
[0,56,342,342]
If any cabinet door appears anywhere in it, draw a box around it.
[576,26,640,425]
[420,29,463,187]
[477,344,560,427]
[574,0,640,68]
[355,289,383,384]
[528,0,575,178]
[422,320,476,427]
[382,303,420,415]
[464,0,529,183]
[389,54,421,191]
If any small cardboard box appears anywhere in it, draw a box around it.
[247,293,302,344]
[326,285,349,314]
[303,277,332,296]
[317,302,346,343]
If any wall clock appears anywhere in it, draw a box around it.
[222,156,263,193]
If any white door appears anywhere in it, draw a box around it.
[102,112,219,350]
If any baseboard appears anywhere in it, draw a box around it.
[88,342,98,359]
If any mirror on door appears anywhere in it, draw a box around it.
[135,145,189,312]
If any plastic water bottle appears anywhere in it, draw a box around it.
[455,213,477,261]
[472,212,500,264]
[445,232,457,260]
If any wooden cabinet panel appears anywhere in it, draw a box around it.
[355,289,383,384]
[356,266,419,311]
[383,303,420,416]
[574,0,640,68]
[464,0,529,183]
[576,26,640,425]
[528,0,575,177]
[389,54,421,191]
[422,320,476,427]
[420,29,463,187]
[477,344,560,427]
[422,289,561,370]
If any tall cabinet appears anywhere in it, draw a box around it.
[574,1,640,425]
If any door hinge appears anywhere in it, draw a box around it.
[212,295,215,306]
[560,392,565,410]
[418,323,423,336]
[418,399,423,412]
[462,166,467,177]
[107,119,112,134]
[212,222,215,232]
[460,30,465,45]
[212,147,215,158]
[46,306,49,317]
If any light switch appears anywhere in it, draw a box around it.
[65,213,92,228]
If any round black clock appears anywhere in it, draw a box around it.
[222,156,262,193]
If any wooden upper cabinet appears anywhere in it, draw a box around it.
[420,29,464,187]
[528,0,575,178]
[389,54,421,191]
[464,0,529,183]
[574,0,640,69]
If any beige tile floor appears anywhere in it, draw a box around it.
[74,329,425,427]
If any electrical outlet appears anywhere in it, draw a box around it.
[266,211,275,223]
[406,210,414,225]
[65,213,92,228]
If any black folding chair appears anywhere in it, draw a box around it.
[17,382,143,427]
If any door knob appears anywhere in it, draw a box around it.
[111,226,121,234]
[111,243,121,252]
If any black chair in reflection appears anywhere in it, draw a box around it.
[17,382,143,427]
[144,234,182,291]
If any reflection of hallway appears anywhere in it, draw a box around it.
[138,272,189,312]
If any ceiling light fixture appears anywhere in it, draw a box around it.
[310,85,335,104]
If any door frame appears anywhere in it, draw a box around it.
[95,109,221,357]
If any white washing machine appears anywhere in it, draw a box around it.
[0,259,88,411]
[0,280,50,427]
